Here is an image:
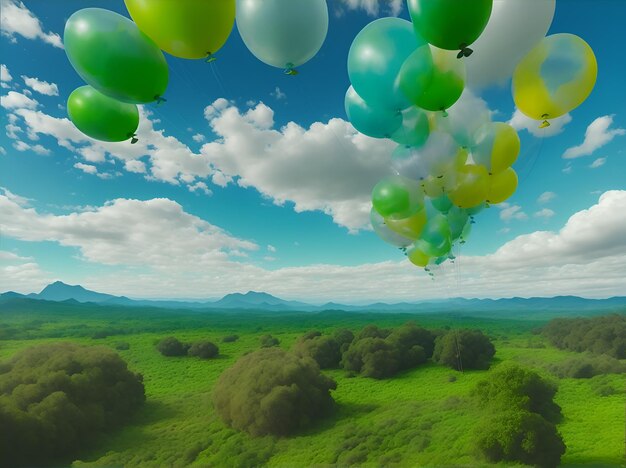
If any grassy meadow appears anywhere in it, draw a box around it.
[0,301,624,467]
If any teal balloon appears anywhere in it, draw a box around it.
[236,0,328,70]
[64,8,168,104]
[390,106,430,147]
[431,195,453,214]
[447,206,470,240]
[466,203,486,216]
[420,213,451,257]
[345,86,402,139]
[460,220,472,243]
[348,18,426,111]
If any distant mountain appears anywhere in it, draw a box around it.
[1,282,625,316]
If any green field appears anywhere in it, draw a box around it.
[1,301,624,467]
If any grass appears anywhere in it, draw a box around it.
[0,302,624,467]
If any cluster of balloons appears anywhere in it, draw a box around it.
[65,1,329,142]
[345,0,597,269]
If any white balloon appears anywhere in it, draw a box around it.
[465,0,556,89]
[392,131,459,181]
[434,89,492,149]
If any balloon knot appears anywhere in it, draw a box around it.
[457,44,473,59]
[441,109,449,117]
[284,63,298,75]
[154,95,167,106]
[128,133,138,144]
[205,52,217,63]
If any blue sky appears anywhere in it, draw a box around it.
[1,0,625,302]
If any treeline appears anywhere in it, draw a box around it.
[542,314,625,358]
[0,343,145,467]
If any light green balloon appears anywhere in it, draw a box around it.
[348,18,426,111]
[236,0,328,70]
[447,206,470,240]
[431,195,453,214]
[390,106,431,147]
[68,86,139,142]
[345,86,402,139]
[64,8,168,104]
[420,213,451,253]
[372,176,423,220]
[370,208,413,248]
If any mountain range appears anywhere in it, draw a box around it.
[1,281,626,315]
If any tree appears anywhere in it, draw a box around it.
[433,329,495,371]
[212,348,336,436]
[222,335,239,343]
[156,336,189,356]
[341,337,400,379]
[355,324,390,341]
[293,335,341,369]
[0,343,145,467]
[332,328,355,353]
[188,341,219,359]
[259,334,280,348]
[386,322,435,368]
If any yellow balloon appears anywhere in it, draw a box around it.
[487,168,518,204]
[125,0,235,59]
[447,164,489,208]
[385,208,427,240]
[473,122,520,174]
[513,34,597,126]
[407,244,430,268]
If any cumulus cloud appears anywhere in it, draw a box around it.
[589,157,606,169]
[563,115,625,159]
[0,250,50,294]
[509,108,571,138]
[0,0,63,48]
[537,191,556,204]
[200,100,394,231]
[12,140,50,155]
[267,245,277,253]
[1,90,39,109]
[21,75,59,96]
[334,0,403,16]
[74,162,98,175]
[271,86,286,100]
[534,208,555,219]
[499,204,528,222]
[0,64,12,88]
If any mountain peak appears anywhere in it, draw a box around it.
[38,281,114,303]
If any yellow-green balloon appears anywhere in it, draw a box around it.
[372,176,423,220]
[68,86,139,142]
[399,46,465,112]
[447,164,489,208]
[513,33,597,125]
[487,168,518,204]
[472,122,520,174]
[125,0,235,59]
[407,241,430,267]
[385,208,427,240]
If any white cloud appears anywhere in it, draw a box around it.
[534,208,555,219]
[124,159,146,174]
[589,157,606,169]
[0,146,6,155]
[334,0,403,16]
[188,181,212,196]
[267,245,277,253]
[509,108,571,138]
[497,227,511,234]
[271,86,286,100]
[192,133,205,143]
[74,162,98,175]
[21,75,59,96]
[0,64,12,83]
[1,187,31,206]
[562,164,573,174]
[499,204,528,222]
[1,90,39,109]
[563,115,625,159]
[12,140,50,155]
[0,0,63,48]
[0,250,50,294]
[537,191,556,204]
[200,100,394,231]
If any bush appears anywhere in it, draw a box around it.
[332,328,355,353]
[475,410,565,468]
[188,341,219,359]
[259,334,280,348]
[355,324,390,341]
[386,322,434,367]
[0,342,145,467]
[113,341,130,351]
[293,335,341,369]
[222,334,239,343]
[156,336,190,356]
[433,329,495,371]
[548,353,626,379]
[341,337,400,379]
[212,348,336,436]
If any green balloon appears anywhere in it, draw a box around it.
[68,86,139,142]
[447,206,470,240]
[372,176,423,220]
[407,0,493,55]
[390,106,430,147]
[432,195,453,214]
[64,8,168,104]
[420,213,451,253]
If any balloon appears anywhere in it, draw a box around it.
[465,0,556,89]
[67,86,139,142]
[399,46,465,112]
[407,0,493,56]
[513,34,597,126]
[370,208,413,248]
[371,176,423,220]
[407,241,430,267]
[447,164,489,208]
[431,194,453,214]
[124,0,235,59]
[64,8,168,104]
[432,89,491,149]
[420,213,451,254]
[466,203,487,216]
[390,106,431,147]
[348,18,426,111]
[447,206,470,241]
[385,208,427,240]
[236,0,328,72]
[345,86,402,139]
[459,219,472,243]
[472,122,520,174]
[392,131,464,181]
[487,168,518,204]
[421,175,447,198]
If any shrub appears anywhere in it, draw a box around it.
[156,336,190,356]
[293,335,341,369]
[332,328,355,353]
[113,341,130,351]
[212,348,336,436]
[341,337,400,379]
[548,354,626,379]
[475,409,565,468]
[355,324,390,341]
[386,322,434,367]
[222,334,239,343]
[433,329,495,371]
[188,341,219,359]
[259,334,280,348]
[0,342,145,467]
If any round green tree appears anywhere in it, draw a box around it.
[433,329,495,371]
